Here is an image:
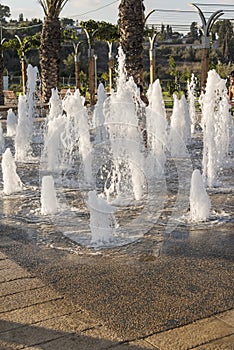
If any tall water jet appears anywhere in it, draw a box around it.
[48,88,63,121]
[26,64,38,120]
[15,94,32,162]
[169,94,189,157]
[201,69,233,187]
[103,47,145,201]
[181,94,191,143]
[147,79,167,122]
[41,89,66,171]
[0,122,5,153]
[41,175,58,215]
[63,89,93,184]
[187,73,198,133]
[190,169,211,222]
[93,83,107,143]
[41,114,67,171]
[6,109,17,137]
[146,79,168,177]
[87,190,117,245]
[15,65,39,162]
[2,148,23,195]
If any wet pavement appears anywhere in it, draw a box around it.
[0,208,233,344]
[0,119,233,348]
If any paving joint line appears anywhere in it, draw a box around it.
[214,310,234,328]
[81,324,103,333]
[0,311,80,335]
[0,296,65,314]
[20,334,68,349]
[189,332,234,349]
[0,275,37,283]
[0,285,46,298]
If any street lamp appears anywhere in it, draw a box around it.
[148,30,160,85]
[15,35,27,95]
[94,54,98,91]
[83,28,98,106]
[190,3,224,90]
[107,41,114,92]
[73,41,82,90]
[145,10,159,84]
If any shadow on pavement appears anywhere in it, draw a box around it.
[0,320,151,350]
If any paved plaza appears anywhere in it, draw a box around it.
[0,216,233,349]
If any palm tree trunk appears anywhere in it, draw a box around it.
[0,44,4,105]
[118,0,145,86]
[40,17,61,103]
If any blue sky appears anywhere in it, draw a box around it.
[4,0,234,25]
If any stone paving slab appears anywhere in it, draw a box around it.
[111,340,158,349]
[0,260,17,271]
[145,310,234,350]
[0,252,118,350]
[215,309,234,327]
[0,252,7,260]
[0,278,45,297]
[0,300,78,331]
[0,266,32,283]
[193,334,234,349]
[0,287,63,313]
[1,250,234,350]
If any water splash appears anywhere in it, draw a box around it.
[41,175,58,215]
[14,64,39,161]
[41,114,67,171]
[63,89,93,184]
[15,94,32,162]
[102,48,145,201]
[87,190,117,245]
[169,94,189,157]
[93,83,108,143]
[0,122,5,153]
[187,73,198,133]
[6,109,17,137]
[48,88,63,121]
[146,79,168,177]
[190,169,211,221]
[2,148,23,195]
[26,64,38,120]
[201,69,233,187]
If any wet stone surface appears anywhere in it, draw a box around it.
[0,120,233,340]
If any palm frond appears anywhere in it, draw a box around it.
[38,0,69,17]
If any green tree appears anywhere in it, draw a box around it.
[0,4,10,22]
[4,34,40,59]
[212,20,234,63]
[168,55,180,94]
[185,22,199,44]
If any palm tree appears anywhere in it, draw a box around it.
[118,0,145,86]
[0,43,4,105]
[38,0,68,103]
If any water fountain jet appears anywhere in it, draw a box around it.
[190,169,211,222]
[2,148,23,195]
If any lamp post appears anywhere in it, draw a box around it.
[94,54,98,91]
[73,41,82,90]
[148,30,160,85]
[84,28,98,106]
[15,35,27,95]
[145,10,159,84]
[0,32,5,105]
[190,4,224,91]
[107,41,114,92]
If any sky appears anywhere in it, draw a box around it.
[3,0,234,26]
